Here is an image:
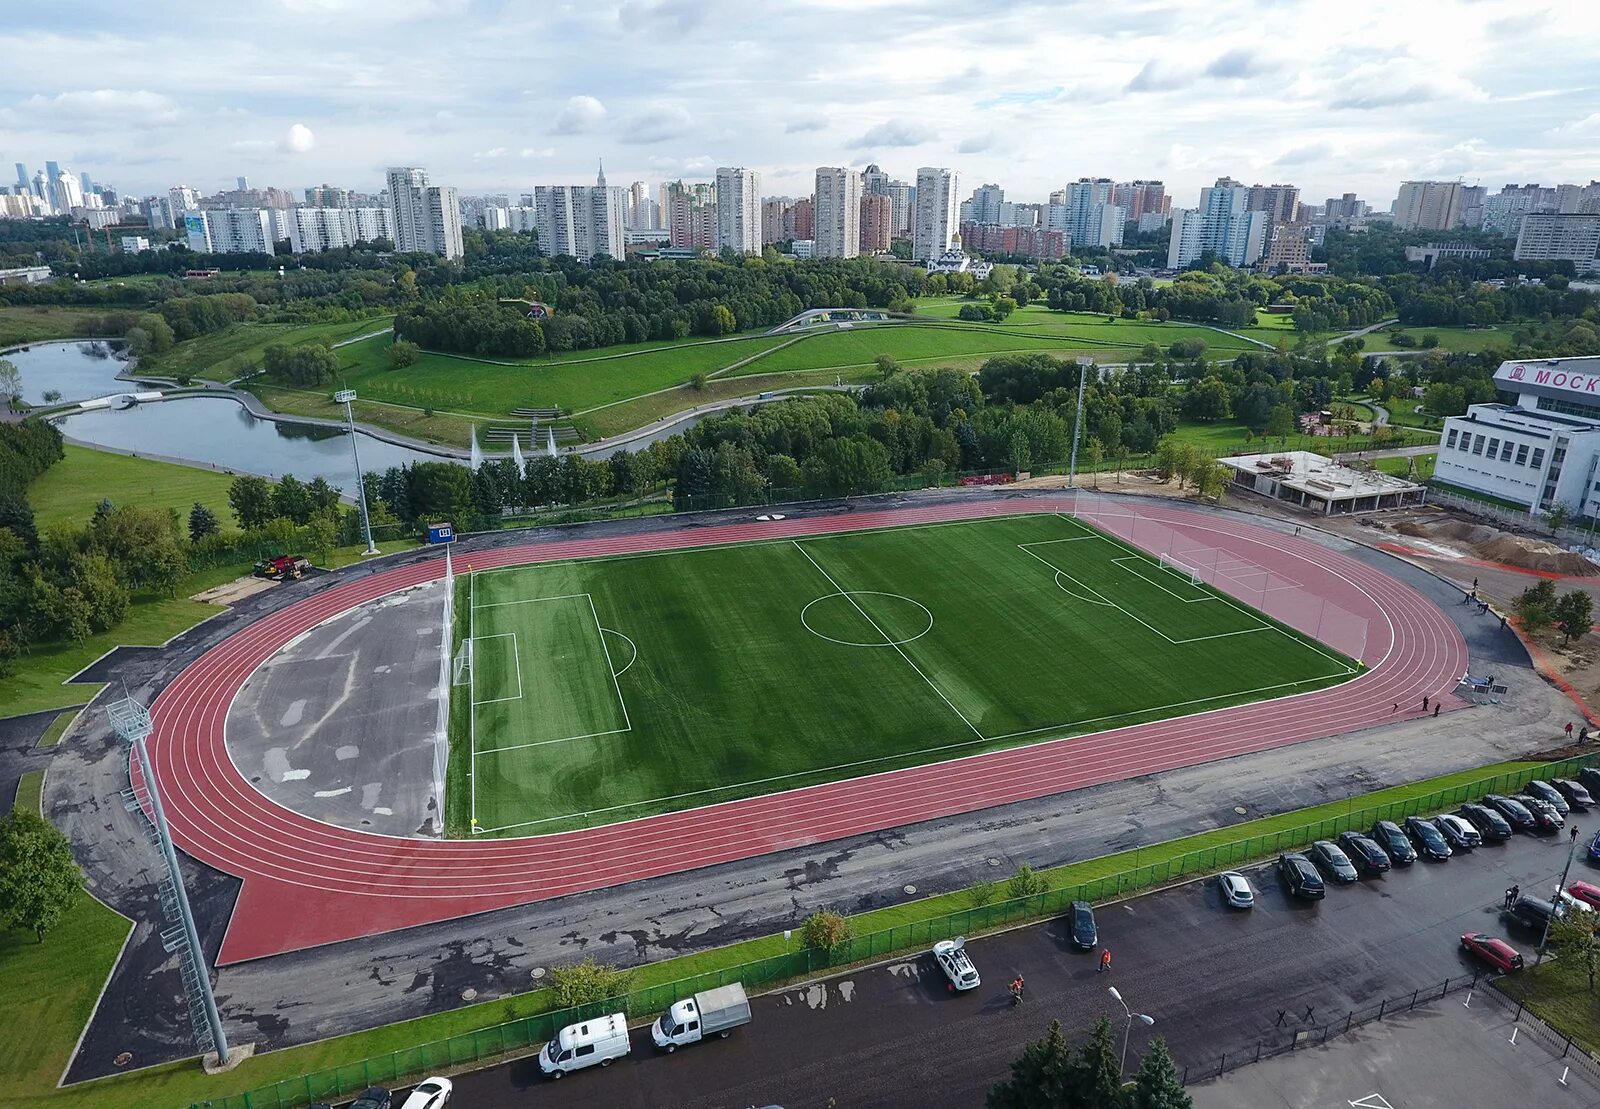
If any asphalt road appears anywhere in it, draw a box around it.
[430,824,1595,1109]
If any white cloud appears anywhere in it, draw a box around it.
[851,119,935,149]
[957,135,995,154]
[285,123,315,153]
[619,104,694,144]
[18,88,182,126]
[520,147,556,158]
[553,95,606,135]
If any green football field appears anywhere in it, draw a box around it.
[455,515,1356,836]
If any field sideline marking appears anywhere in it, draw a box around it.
[470,632,524,705]
[472,592,593,610]
[469,568,477,831]
[473,669,1349,834]
[790,540,983,739]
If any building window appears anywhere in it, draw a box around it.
[1446,428,1459,449]
[1516,444,1529,465]
[1471,435,1485,455]
[1487,438,1500,458]
[1532,448,1545,469]
[1501,441,1514,462]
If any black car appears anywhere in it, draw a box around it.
[1458,802,1514,841]
[1069,900,1097,949]
[1579,766,1600,799]
[1404,816,1452,860]
[1337,830,1392,873]
[1433,814,1482,849]
[1513,794,1564,833]
[1370,820,1418,865]
[1554,779,1595,810]
[1307,840,1359,882]
[1507,895,1563,932]
[1279,852,1326,899]
[1525,780,1571,815]
[349,1091,393,1109]
[1484,794,1537,832]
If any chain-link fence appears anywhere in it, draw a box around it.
[187,753,1597,1109]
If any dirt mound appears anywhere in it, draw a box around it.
[1432,520,1502,545]
[1472,535,1600,577]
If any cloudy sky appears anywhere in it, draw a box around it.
[3,0,1598,209]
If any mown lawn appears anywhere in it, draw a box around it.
[0,306,116,349]
[912,301,1261,352]
[1366,326,1514,354]
[28,445,238,532]
[144,317,393,382]
[247,383,481,447]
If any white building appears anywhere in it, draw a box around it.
[1392,181,1464,231]
[385,166,464,259]
[913,167,960,264]
[286,206,395,253]
[49,169,84,214]
[1514,213,1600,271]
[713,166,762,255]
[1435,357,1600,517]
[1167,178,1267,268]
[1060,177,1125,249]
[533,170,626,262]
[814,166,862,259]
[118,235,151,253]
[184,208,276,254]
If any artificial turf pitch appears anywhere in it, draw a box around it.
[457,514,1355,836]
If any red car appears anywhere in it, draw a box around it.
[1568,880,1600,910]
[1461,931,1524,973]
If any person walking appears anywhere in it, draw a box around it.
[1503,887,1514,910]
[1423,695,1430,711]
[1433,704,1441,718]
[1568,722,1576,740]
[1099,948,1112,974]
[1572,825,1581,845]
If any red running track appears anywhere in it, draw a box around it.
[140,497,1468,964]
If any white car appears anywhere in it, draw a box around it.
[1557,888,1596,916]
[1219,871,1255,909]
[933,937,981,991]
[400,1077,452,1109]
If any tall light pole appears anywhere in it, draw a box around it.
[334,389,378,556]
[1107,986,1155,1078]
[1067,356,1092,488]
[1538,823,1581,965]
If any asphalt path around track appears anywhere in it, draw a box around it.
[435,825,1592,1109]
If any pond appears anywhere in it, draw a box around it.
[3,339,150,405]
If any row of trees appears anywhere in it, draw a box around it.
[989,1018,1191,1109]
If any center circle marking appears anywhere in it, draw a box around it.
[800,591,935,647]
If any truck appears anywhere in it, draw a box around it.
[253,554,311,580]
[651,982,751,1052]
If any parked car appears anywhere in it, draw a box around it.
[1484,794,1537,832]
[1589,828,1600,863]
[1219,871,1255,909]
[1370,820,1418,865]
[1557,888,1596,916]
[1337,831,1391,873]
[1279,852,1326,900]
[1513,794,1564,833]
[932,939,981,992]
[1525,780,1572,815]
[1458,802,1513,841]
[1578,766,1600,799]
[1461,932,1524,973]
[1567,880,1600,910]
[1307,840,1359,882]
[1069,901,1098,949]
[1507,895,1564,932]
[1403,816,1452,860]
[1433,813,1482,849]
[350,1092,392,1109]
[399,1079,452,1109]
[539,1014,631,1078]
[1554,779,1595,810]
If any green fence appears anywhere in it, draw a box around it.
[189,753,1597,1108]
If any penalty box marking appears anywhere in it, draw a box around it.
[470,633,524,705]
[1108,555,1216,603]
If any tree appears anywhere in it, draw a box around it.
[1087,439,1105,487]
[1180,377,1231,422]
[1550,914,1600,992]
[548,957,634,1007]
[1515,579,1558,632]
[1265,405,1296,444]
[0,809,84,942]
[689,371,709,391]
[987,1019,1076,1109]
[272,474,314,524]
[1072,1017,1124,1108]
[799,910,852,950]
[0,359,20,408]
[228,475,275,530]
[187,503,220,543]
[1127,1037,1191,1109]
[1194,460,1232,502]
[387,339,420,369]
[875,354,901,381]
[1007,864,1048,899]
[1546,503,1572,535]
[1555,589,1595,644]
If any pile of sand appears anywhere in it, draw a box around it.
[1472,535,1600,577]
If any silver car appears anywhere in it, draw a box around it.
[1219,871,1255,908]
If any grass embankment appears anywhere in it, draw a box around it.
[36,710,80,748]
[12,757,1545,1109]
[911,301,1268,352]
[28,445,237,532]
[246,383,479,448]
[0,307,116,349]
[1500,961,1600,1057]
[580,369,876,439]
[1367,326,1512,354]
[144,317,393,383]
[1374,453,1437,480]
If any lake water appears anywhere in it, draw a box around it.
[3,339,150,405]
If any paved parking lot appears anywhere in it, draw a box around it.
[429,821,1597,1108]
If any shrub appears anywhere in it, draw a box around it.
[1007,863,1048,899]
[968,881,996,908]
[548,957,634,1008]
[799,910,852,950]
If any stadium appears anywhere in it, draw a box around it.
[144,489,1464,964]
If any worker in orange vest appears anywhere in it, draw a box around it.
[1099,948,1112,973]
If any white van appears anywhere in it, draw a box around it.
[538,1013,631,1078]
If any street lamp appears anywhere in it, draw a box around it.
[1538,823,1581,965]
[1107,986,1155,1078]
[334,389,378,556]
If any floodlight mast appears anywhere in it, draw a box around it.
[108,695,230,1067]
[1067,356,1092,488]
[335,388,379,556]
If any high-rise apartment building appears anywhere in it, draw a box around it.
[1323,193,1369,230]
[912,167,959,264]
[968,183,1005,226]
[862,164,890,197]
[1060,177,1124,249]
[814,167,862,259]
[1514,213,1600,271]
[1111,180,1168,222]
[713,166,762,255]
[385,166,464,259]
[184,208,276,254]
[534,169,626,262]
[860,193,893,253]
[168,185,200,218]
[761,199,790,244]
[1392,181,1465,231]
[884,181,914,238]
[663,181,714,251]
[1167,178,1268,268]
[625,181,652,229]
[1245,183,1300,224]
[287,206,395,253]
[786,197,814,241]
[305,184,352,208]
[50,169,84,214]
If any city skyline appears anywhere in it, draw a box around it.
[2,0,1598,203]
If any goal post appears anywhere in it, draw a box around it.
[1156,552,1205,587]
[452,637,474,686]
